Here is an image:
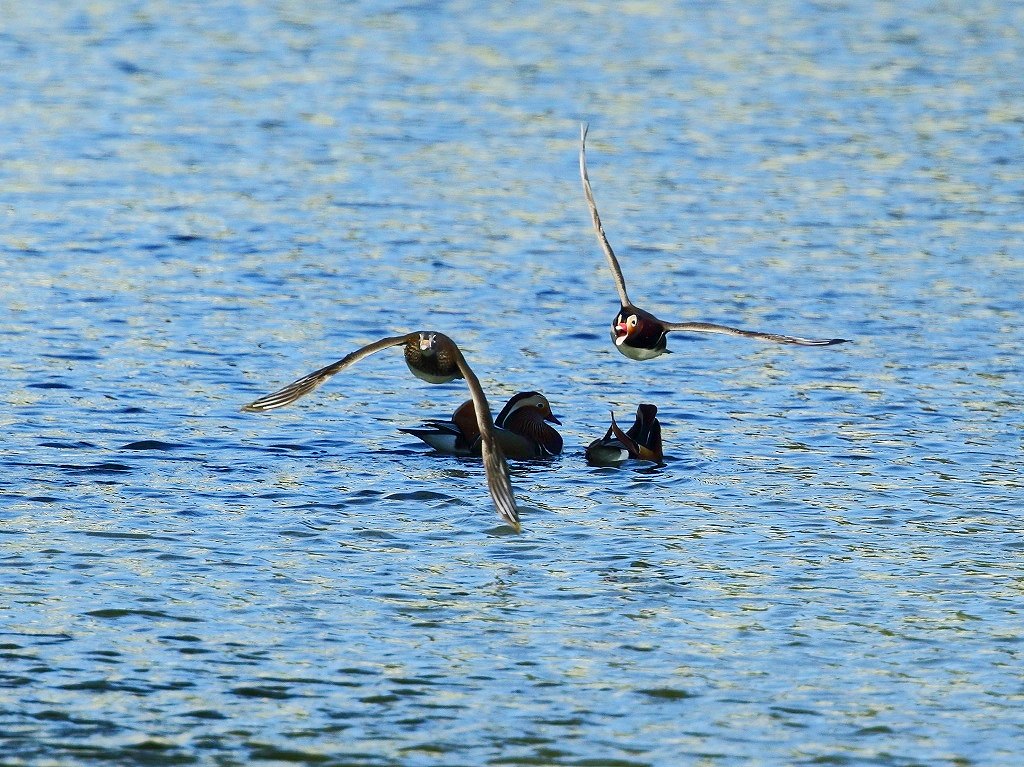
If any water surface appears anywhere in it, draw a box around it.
[2,2,1023,765]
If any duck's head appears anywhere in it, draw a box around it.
[497,391,561,427]
[635,403,658,425]
[417,331,438,356]
[613,310,638,343]
[612,306,669,360]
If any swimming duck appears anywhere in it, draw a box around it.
[579,124,850,360]
[401,391,563,460]
[586,403,664,464]
[400,398,481,457]
[242,331,520,531]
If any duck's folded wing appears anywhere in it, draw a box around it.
[399,423,470,455]
[608,411,646,459]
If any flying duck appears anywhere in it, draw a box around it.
[579,124,850,360]
[242,331,521,531]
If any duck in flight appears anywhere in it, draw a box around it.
[242,331,521,532]
[401,391,563,460]
[579,124,850,360]
[586,403,664,465]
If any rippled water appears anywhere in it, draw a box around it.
[3,1,1023,765]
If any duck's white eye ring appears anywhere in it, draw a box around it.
[627,315,638,328]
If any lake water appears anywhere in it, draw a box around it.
[3,1,1023,765]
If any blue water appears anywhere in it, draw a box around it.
[3,2,1023,765]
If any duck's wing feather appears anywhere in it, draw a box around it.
[451,345,521,532]
[242,333,418,412]
[399,425,469,455]
[661,320,850,347]
[399,420,462,436]
[580,123,631,308]
[609,410,664,462]
[608,411,645,459]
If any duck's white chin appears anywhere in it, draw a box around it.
[613,338,664,361]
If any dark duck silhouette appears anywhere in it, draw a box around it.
[242,331,521,531]
[579,124,850,360]
[402,391,563,460]
[586,403,664,465]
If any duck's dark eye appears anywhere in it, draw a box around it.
[627,315,638,328]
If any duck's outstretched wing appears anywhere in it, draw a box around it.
[661,320,849,346]
[242,333,418,412]
[580,123,631,308]
[450,345,521,532]
[581,125,849,349]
